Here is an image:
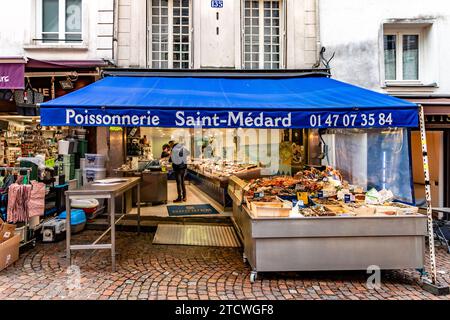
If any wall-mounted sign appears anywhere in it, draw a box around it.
[211,0,223,8]
[0,63,24,89]
[426,115,450,124]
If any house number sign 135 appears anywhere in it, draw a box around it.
[211,0,224,8]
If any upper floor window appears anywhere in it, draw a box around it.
[383,30,420,82]
[243,0,283,69]
[150,0,191,69]
[39,0,82,43]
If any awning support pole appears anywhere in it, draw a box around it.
[418,105,437,285]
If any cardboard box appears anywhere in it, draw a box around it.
[0,234,20,271]
[0,218,16,243]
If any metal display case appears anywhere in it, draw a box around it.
[228,176,428,283]
[188,166,261,209]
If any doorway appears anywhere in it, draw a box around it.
[411,130,444,207]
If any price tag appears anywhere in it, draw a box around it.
[296,192,309,205]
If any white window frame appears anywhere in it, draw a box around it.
[35,0,86,46]
[147,0,193,69]
[241,0,286,70]
[383,28,424,85]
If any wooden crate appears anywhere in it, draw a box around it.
[250,200,292,217]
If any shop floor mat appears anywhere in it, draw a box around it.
[167,204,219,216]
[152,224,241,247]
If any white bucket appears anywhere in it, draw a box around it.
[58,140,70,155]
[82,168,106,185]
[84,154,106,168]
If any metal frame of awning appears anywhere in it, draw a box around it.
[101,67,331,79]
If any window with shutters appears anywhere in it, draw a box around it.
[150,0,191,69]
[242,0,284,69]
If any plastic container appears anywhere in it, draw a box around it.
[67,139,78,154]
[19,160,39,181]
[77,140,88,157]
[84,154,106,168]
[63,164,75,180]
[59,154,75,165]
[82,167,106,184]
[58,140,70,155]
[71,198,99,209]
[58,209,86,234]
[74,169,82,187]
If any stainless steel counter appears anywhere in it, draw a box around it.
[231,197,427,283]
[65,177,141,271]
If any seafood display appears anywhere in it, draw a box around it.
[245,167,343,198]
[188,159,259,178]
[228,166,420,218]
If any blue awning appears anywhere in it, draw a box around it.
[40,75,418,129]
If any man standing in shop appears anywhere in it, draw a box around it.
[170,140,190,202]
[161,144,171,159]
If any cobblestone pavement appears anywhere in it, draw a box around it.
[0,230,449,300]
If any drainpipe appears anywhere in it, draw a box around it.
[315,0,321,68]
[112,0,119,65]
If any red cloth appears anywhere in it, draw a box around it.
[7,183,32,223]
[28,181,45,217]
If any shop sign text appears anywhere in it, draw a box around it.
[40,107,419,129]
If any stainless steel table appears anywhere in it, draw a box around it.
[64,177,141,271]
[232,200,427,283]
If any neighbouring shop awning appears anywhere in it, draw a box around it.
[0,57,26,89]
[26,58,110,70]
[39,72,419,129]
